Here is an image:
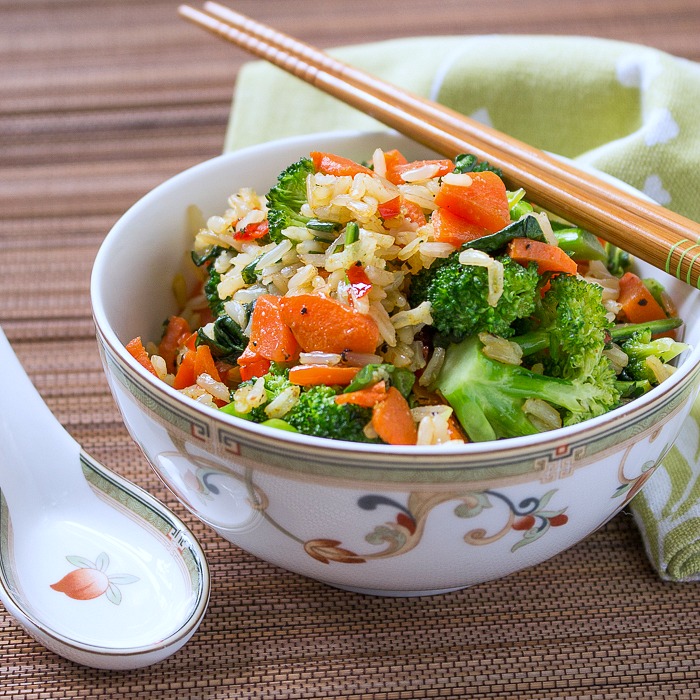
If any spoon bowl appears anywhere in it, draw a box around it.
[0,329,210,670]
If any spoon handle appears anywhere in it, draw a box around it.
[0,328,92,520]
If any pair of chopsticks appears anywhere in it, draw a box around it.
[179,2,700,288]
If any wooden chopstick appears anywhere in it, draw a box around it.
[179,3,700,288]
[197,1,700,245]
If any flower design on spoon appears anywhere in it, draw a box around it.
[50,552,139,605]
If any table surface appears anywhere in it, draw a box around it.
[2,1,700,698]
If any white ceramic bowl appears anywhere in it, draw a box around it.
[91,131,700,596]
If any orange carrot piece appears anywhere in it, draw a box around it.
[239,360,271,381]
[617,272,668,324]
[279,294,380,355]
[378,194,426,225]
[433,170,510,232]
[173,349,196,389]
[386,158,455,185]
[194,344,221,383]
[382,148,408,184]
[507,238,578,276]
[310,151,374,177]
[371,387,418,445]
[289,364,361,386]
[446,413,468,442]
[431,207,491,247]
[237,345,272,381]
[335,381,388,407]
[248,294,300,363]
[126,337,158,376]
[158,315,191,374]
[401,197,427,226]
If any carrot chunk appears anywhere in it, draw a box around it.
[378,194,426,225]
[381,148,408,183]
[335,381,388,407]
[310,151,374,177]
[279,294,380,355]
[237,346,272,381]
[431,207,491,247]
[158,315,191,374]
[401,198,427,226]
[248,294,300,363]
[434,171,510,232]
[288,364,361,386]
[617,272,668,324]
[194,344,221,383]
[126,337,158,376]
[507,238,578,276]
[173,349,196,389]
[371,387,418,445]
[386,158,455,185]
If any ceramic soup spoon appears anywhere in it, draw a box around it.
[0,328,210,670]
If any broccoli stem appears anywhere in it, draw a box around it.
[609,317,682,342]
[512,316,683,357]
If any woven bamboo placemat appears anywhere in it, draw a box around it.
[2,1,700,698]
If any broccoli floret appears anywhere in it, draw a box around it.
[220,364,294,423]
[266,157,341,242]
[285,384,377,443]
[408,253,539,342]
[432,335,621,442]
[512,275,612,380]
[266,157,315,242]
[620,329,689,385]
[224,371,378,443]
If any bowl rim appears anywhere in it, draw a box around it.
[90,129,700,465]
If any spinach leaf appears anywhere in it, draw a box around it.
[196,314,248,364]
[462,215,545,254]
[453,153,503,177]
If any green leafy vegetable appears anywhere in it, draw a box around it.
[433,335,620,442]
[196,315,248,364]
[463,215,545,254]
[453,153,503,177]
[344,363,415,397]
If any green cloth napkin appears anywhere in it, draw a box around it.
[224,35,700,581]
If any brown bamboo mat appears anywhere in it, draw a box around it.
[2,1,700,698]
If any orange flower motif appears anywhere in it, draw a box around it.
[50,553,139,605]
[51,568,110,600]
